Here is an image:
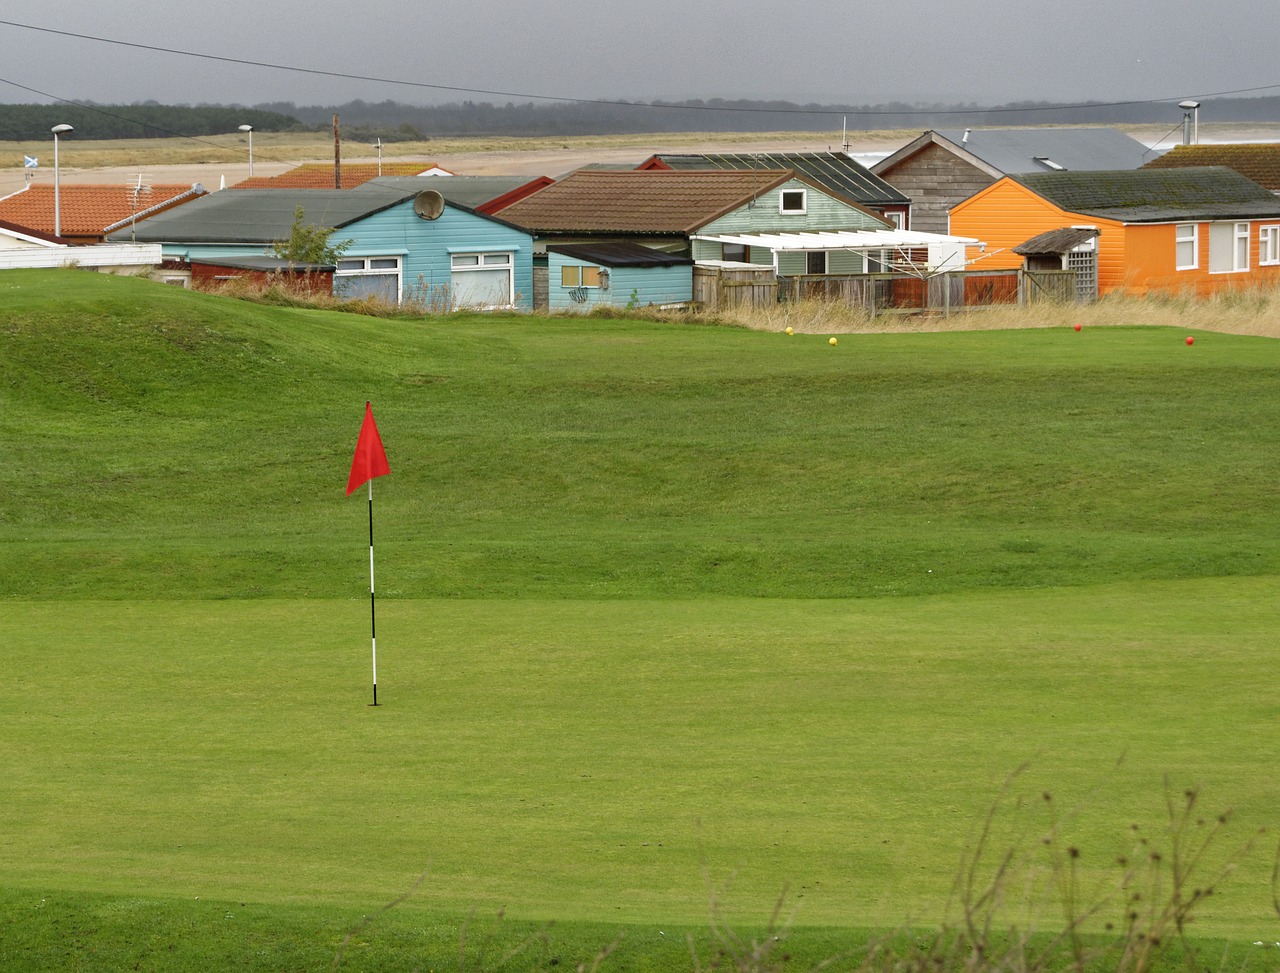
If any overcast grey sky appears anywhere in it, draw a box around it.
[2,1,1276,111]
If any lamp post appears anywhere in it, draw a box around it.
[51,123,73,238]
[1178,100,1200,145]
[238,124,254,177]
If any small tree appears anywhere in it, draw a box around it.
[269,205,352,266]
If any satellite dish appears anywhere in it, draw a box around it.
[413,190,445,220]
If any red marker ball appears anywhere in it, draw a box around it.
[1186,336,1195,345]
[1073,323,1081,332]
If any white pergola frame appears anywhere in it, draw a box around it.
[691,229,995,280]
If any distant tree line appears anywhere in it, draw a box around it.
[1,95,1276,141]
[0,103,303,141]
[263,95,1280,138]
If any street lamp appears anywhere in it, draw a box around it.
[238,124,254,177]
[1178,100,1200,145]
[51,123,73,238]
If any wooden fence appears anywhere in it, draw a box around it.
[779,269,1080,314]
[695,266,1081,314]
[691,266,1080,311]
[693,265,778,308]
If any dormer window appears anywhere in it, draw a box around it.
[780,189,807,214]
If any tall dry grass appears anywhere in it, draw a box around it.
[703,288,1280,339]
[328,782,1271,973]
[685,780,1269,973]
[200,272,1280,339]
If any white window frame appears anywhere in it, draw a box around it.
[1261,225,1280,266]
[335,255,403,301]
[450,251,515,308]
[780,189,807,215]
[805,250,828,274]
[1208,221,1250,274]
[1174,224,1198,271]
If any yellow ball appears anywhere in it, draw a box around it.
[785,327,794,335]
[828,337,838,346]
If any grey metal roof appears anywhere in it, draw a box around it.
[105,184,417,244]
[1009,167,1280,222]
[366,175,536,211]
[933,128,1154,173]
[1013,227,1100,255]
[188,255,335,272]
[547,241,692,267]
[652,151,910,206]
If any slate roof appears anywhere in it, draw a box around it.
[233,162,450,189]
[640,151,910,206]
[940,128,1153,172]
[495,169,799,234]
[105,184,419,244]
[0,183,208,240]
[1141,143,1280,192]
[547,241,693,267]
[367,174,554,214]
[876,128,1153,177]
[1008,167,1280,223]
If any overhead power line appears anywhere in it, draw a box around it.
[3,17,1280,116]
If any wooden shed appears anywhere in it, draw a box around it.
[544,241,693,311]
[1013,227,1100,301]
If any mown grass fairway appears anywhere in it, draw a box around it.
[2,270,1279,967]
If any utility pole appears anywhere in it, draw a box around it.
[333,114,341,188]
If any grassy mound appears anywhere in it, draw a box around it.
[3,269,1278,601]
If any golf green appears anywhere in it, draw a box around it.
[2,579,1275,936]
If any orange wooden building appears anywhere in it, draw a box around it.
[949,166,1280,296]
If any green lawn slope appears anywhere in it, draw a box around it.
[3,270,1278,601]
[2,270,1278,968]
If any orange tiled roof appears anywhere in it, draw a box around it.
[0,183,205,241]
[495,169,797,234]
[1143,144,1280,191]
[233,162,451,189]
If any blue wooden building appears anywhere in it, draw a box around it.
[546,241,693,310]
[107,184,535,310]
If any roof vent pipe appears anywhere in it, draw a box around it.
[1178,100,1200,145]
[962,129,970,143]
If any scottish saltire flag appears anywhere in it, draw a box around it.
[23,156,37,168]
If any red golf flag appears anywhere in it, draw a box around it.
[346,401,391,495]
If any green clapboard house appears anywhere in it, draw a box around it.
[492,167,895,306]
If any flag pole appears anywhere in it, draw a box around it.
[368,476,378,706]
[347,400,390,707]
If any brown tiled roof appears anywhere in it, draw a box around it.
[233,162,450,189]
[1142,144,1280,191]
[495,169,796,234]
[0,183,206,241]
